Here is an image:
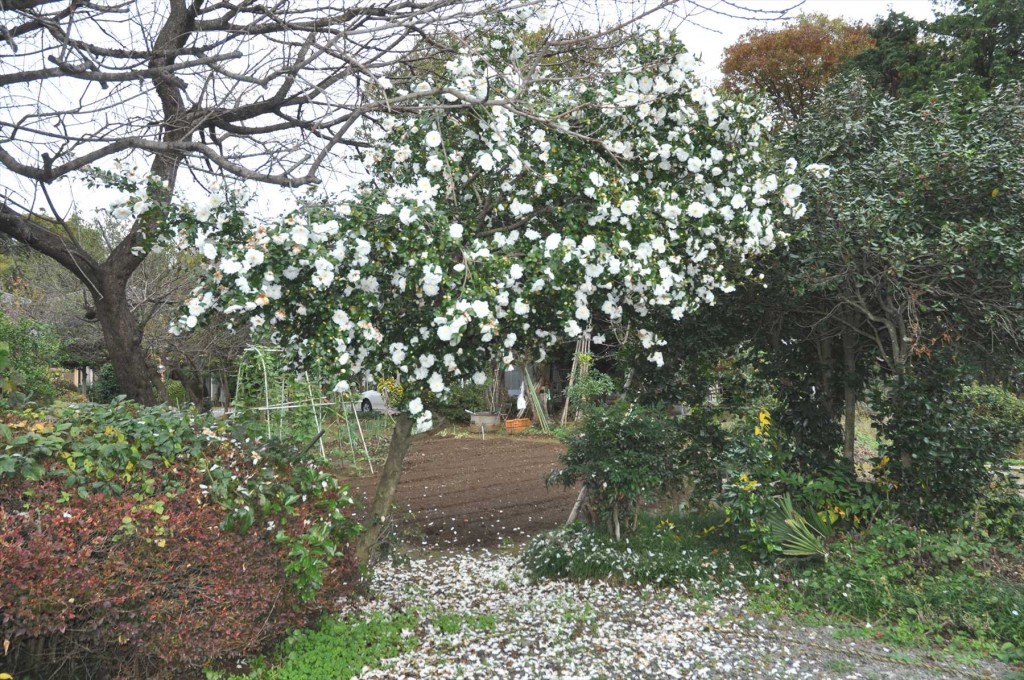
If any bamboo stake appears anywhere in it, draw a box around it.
[352,403,374,474]
[560,339,583,426]
[522,366,550,433]
[340,399,360,469]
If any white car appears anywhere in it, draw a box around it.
[358,390,389,413]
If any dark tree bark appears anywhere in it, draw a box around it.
[356,413,414,565]
[842,328,858,462]
[94,276,161,405]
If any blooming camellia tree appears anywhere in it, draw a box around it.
[172,15,811,561]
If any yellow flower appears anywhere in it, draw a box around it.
[758,409,771,426]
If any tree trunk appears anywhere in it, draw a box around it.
[94,278,159,405]
[355,413,414,565]
[842,329,857,462]
[818,336,835,421]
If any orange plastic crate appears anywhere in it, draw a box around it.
[504,418,532,432]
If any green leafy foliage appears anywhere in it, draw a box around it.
[565,369,617,407]
[165,378,188,407]
[523,513,755,589]
[716,407,885,556]
[852,1,1024,102]
[767,494,832,559]
[228,612,419,680]
[86,363,120,403]
[0,311,62,405]
[548,402,687,538]
[775,521,1024,660]
[874,355,1021,526]
[426,380,488,424]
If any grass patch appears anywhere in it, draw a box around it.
[429,612,497,635]
[219,611,418,679]
[752,521,1024,665]
[215,609,500,678]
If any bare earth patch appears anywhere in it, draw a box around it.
[344,432,577,547]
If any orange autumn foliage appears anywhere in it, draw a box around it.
[722,13,875,122]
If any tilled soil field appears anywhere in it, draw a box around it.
[345,433,576,547]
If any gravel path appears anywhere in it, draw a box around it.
[348,549,1012,680]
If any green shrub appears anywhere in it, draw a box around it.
[230,612,419,679]
[426,380,488,424]
[716,407,885,556]
[86,363,120,403]
[968,479,1024,544]
[0,400,358,679]
[874,356,1020,526]
[165,378,188,407]
[523,514,754,588]
[779,521,1024,657]
[0,312,62,405]
[547,401,686,539]
[962,383,1024,457]
[565,369,617,406]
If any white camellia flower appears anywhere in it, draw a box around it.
[620,199,638,216]
[425,130,443,148]
[408,397,424,415]
[477,152,495,171]
[220,258,242,274]
[509,199,533,216]
[686,202,709,219]
[471,300,490,318]
[614,91,640,107]
[449,222,464,239]
[377,202,395,215]
[806,163,831,178]
[291,225,309,246]
[544,233,561,251]
[425,156,444,173]
[244,249,265,266]
[283,265,301,280]
[472,371,487,385]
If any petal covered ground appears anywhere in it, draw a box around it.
[348,550,1004,680]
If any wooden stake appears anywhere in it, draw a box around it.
[566,485,587,525]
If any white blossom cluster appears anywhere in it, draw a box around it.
[173,14,814,416]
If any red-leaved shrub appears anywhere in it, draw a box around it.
[0,404,359,679]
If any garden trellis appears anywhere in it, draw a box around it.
[233,346,379,470]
